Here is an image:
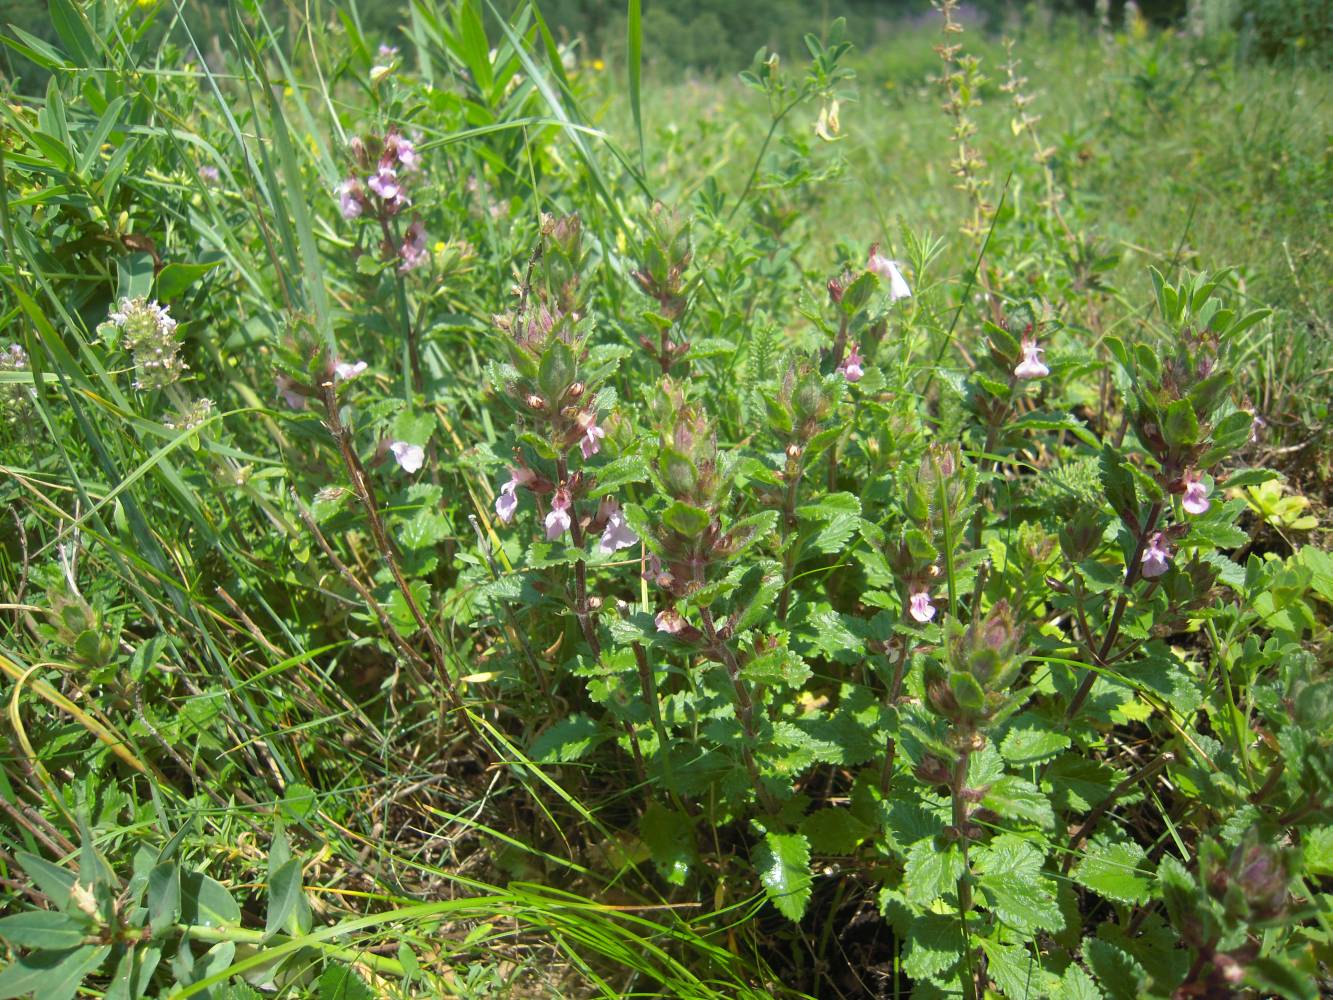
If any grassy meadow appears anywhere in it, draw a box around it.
[0,1,1330,998]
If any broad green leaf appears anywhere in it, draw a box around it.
[265,858,304,941]
[156,260,222,300]
[640,802,696,887]
[903,838,963,905]
[901,911,962,982]
[0,944,110,1000]
[1000,724,1071,766]
[147,862,181,936]
[1073,841,1152,904]
[530,715,605,763]
[318,963,374,1000]
[0,910,90,950]
[799,808,870,856]
[14,853,75,908]
[755,831,812,923]
[179,873,240,928]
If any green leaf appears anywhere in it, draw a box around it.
[980,938,1062,998]
[279,783,318,823]
[999,724,1071,766]
[979,870,1064,934]
[155,260,222,301]
[662,500,711,538]
[903,838,963,905]
[755,831,812,923]
[0,911,91,951]
[800,808,871,856]
[640,802,695,887]
[982,775,1055,829]
[1073,841,1152,904]
[0,944,110,1000]
[147,862,181,937]
[627,0,644,171]
[1084,937,1147,1000]
[743,646,811,688]
[1057,963,1104,1000]
[1099,446,1137,528]
[265,858,304,941]
[530,714,605,763]
[14,853,75,908]
[589,453,649,495]
[318,963,374,1000]
[179,873,241,928]
[116,253,155,301]
[901,911,962,982]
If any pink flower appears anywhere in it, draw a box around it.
[334,360,368,381]
[839,344,865,383]
[1141,532,1171,578]
[1014,339,1050,380]
[398,220,428,273]
[642,553,664,582]
[337,179,363,220]
[655,608,685,634]
[580,420,606,460]
[393,135,421,172]
[367,167,400,202]
[867,247,912,301]
[545,489,572,540]
[389,440,424,473]
[275,374,306,411]
[495,467,534,524]
[598,499,638,554]
[908,590,936,623]
[1182,474,1210,516]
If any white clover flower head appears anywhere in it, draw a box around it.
[165,397,214,432]
[389,440,424,474]
[108,298,186,390]
[1014,338,1050,380]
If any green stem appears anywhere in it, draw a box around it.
[177,924,412,979]
[727,96,804,223]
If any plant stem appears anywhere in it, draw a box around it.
[699,605,778,814]
[1062,750,1175,873]
[878,636,913,796]
[555,455,600,657]
[949,738,978,1000]
[1066,499,1163,721]
[319,384,463,713]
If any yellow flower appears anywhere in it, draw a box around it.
[590,58,605,72]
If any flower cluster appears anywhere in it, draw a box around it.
[336,130,429,273]
[1,343,31,419]
[103,298,186,390]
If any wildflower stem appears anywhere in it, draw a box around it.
[555,455,601,657]
[318,383,465,716]
[699,605,778,814]
[1062,750,1175,872]
[1066,499,1163,720]
[949,737,978,1000]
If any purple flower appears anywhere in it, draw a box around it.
[1014,339,1050,380]
[642,553,664,582]
[367,167,400,202]
[655,608,685,634]
[580,420,606,460]
[496,478,519,524]
[399,220,428,273]
[1182,474,1210,516]
[868,247,912,301]
[598,499,638,554]
[377,44,399,60]
[1141,532,1171,578]
[337,179,364,220]
[389,440,424,473]
[545,489,572,540]
[198,165,220,184]
[908,590,936,623]
[394,135,421,172]
[333,360,368,381]
[839,344,865,383]
[275,375,306,411]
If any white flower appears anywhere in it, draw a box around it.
[389,440,424,473]
[868,250,912,301]
[1013,339,1050,380]
[334,360,368,381]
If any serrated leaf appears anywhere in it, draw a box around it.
[978,862,1064,935]
[640,803,696,887]
[1084,938,1146,1000]
[1073,841,1152,904]
[1000,723,1070,766]
[590,453,650,495]
[980,938,1061,998]
[1058,963,1104,1000]
[903,838,963,905]
[530,714,605,763]
[902,911,962,982]
[755,832,812,923]
[318,963,374,1000]
[800,808,870,855]
[982,775,1055,829]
